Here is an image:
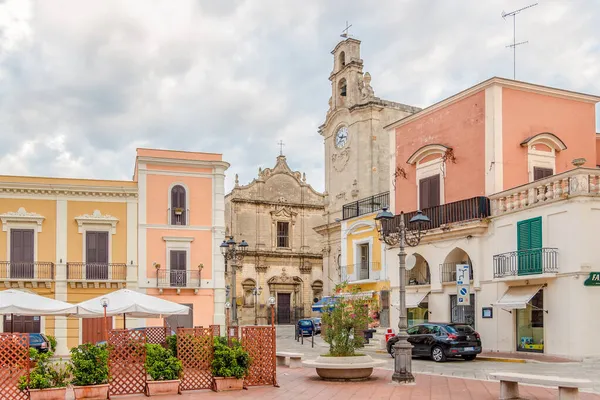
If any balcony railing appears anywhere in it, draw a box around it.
[168,208,190,226]
[66,262,127,281]
[157,270,201,288]
[341,262,381,282]
[490,168,600,216]
[0,261,55,281]
[493,248,559,278]
[440,262,474,283]
[342,192,390,220]
[382,196,490,233]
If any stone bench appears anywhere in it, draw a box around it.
[276,352,303,369]
[489,372,592,400]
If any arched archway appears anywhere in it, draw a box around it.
[339,51,346,67]
[406,253,430,286]
[441,247,473,283]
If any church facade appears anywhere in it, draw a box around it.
[224,155,325,325]
[315,37,421,296]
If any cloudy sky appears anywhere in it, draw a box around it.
[1,0,599,193]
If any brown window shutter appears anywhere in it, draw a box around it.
[86,232,97,263]
[430,174,441,207]
[97,232,109,263]
[419,178,430,210]
[11,230,23,262]
[533,167,553,181]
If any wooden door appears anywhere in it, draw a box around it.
[10,229,34,279]
[86,232,109,279]
[3,315,40,333]
[169,250,187,287]
[277,293,291,324]
[82,317,113,344]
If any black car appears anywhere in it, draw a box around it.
[387,323,481,362]
[29,333,51,353]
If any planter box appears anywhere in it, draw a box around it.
[73,384,109,399]
[146,380,180,396]
[213,377,244,392]
[29,387,67,400]
[302,355,386,381]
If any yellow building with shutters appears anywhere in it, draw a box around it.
[339,193,391,328]
[0,175,138,355]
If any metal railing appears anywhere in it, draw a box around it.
[340,262,381,282]
[157,270,201,288]
[382,196,490,233]
[493,248,559,278]
[66,262,127,281]
[440,262,474,283]
[167,208,190,225]
[0,261,54,280]
[342,192,390,220]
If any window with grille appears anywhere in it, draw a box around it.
[277,222,289,248]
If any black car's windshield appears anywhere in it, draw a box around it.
[445,325,475,334]
[299,320,313,326]
[29,335,43,343]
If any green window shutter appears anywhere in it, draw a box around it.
[530,217,542,249]
[517,220,531,251]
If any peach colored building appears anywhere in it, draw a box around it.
[381,77,600,358]
[134,149,229,330]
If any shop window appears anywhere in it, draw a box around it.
[407,307,428,327]
[516,289,544,353]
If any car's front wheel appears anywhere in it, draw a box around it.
[431,346,447,362]
[462,355,476,361]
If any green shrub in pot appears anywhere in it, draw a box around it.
[69,343,109,386]
[46,335,57,353]
[18,349,69,391]
[145,344,182,381]
[166,334,177,358]
[211,337,251,379]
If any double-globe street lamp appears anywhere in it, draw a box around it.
[374,208,430,384]
[220,236,248,326]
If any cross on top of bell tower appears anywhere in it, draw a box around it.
[340,21,353,38]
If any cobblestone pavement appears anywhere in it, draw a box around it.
[275,325,600,394]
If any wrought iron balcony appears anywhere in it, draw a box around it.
[381,196,490,233]
[342,192,390,220]
[493,248,559,278]
[0,261,55,288]
[340,262,381,282]
[157,270,202,289]
[66,262,127,281]
[440,262,474,283]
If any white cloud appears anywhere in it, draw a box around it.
[0,0,598,193]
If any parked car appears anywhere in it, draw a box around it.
[312,318,322,334]
[297,319,316,336]
[29,333,51,353]
[387,323,481,362]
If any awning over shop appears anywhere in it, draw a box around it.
[393,291,429,309]
[339,291,375,300]
[493,285,543,309]
[312,296,338,312]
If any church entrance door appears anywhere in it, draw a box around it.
[277,293,291,324]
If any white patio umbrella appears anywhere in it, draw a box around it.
[0,289,78,333]
[75,289,190,328]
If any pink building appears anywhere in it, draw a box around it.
[134,149,229,330]
[388,77,599,212]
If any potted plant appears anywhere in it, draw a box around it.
[302,283,385,380]
[173,207,184,216]
[145,343,182,396]
[69,343,109,399]
[19,349,69,400]
[211,336,251,392]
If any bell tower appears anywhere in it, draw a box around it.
[330,38,364,110]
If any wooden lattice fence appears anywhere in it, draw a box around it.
[241,326,277,387]
[108,329,146,396]
[177,328,214,391]
[145,327,169,347]
[0,333,29,400]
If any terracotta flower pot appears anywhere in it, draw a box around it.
[73,383,109,399]
[28,387,67,400]
[146,379,180,396]
[213,377,244,392]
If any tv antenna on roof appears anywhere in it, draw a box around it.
[502,2,538,80]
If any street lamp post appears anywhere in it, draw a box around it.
[220,237,248,326]
[375,208,430,384]
[100,297,109,342]
[252,286,263,325]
